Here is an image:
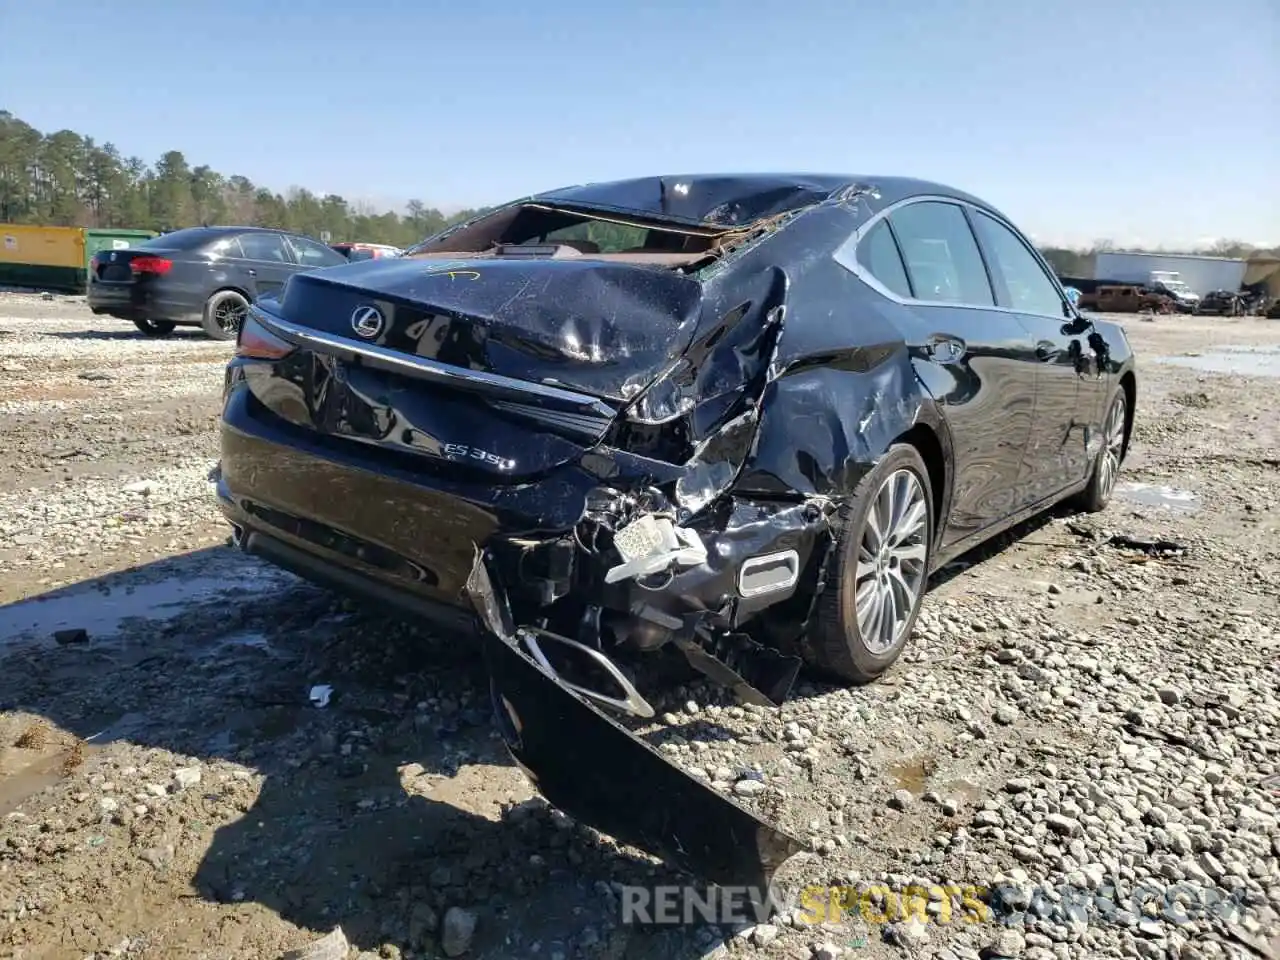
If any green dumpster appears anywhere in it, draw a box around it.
[81,228,156,288]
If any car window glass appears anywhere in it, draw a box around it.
[887,201,994,306]
[138,228,218,251]
[237,232,291,263]
[209,236,244,259]
[971,212,1066,317]
[856,221,913,298]
[289,236,347,267]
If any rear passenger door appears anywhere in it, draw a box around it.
[968,210,1098,502]
[845,199,1040,545]
[234,231,296,300]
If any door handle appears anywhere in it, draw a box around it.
[247,269,257,277]
[1035,341,1059,361]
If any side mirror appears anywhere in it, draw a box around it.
[1062,313,1091,336]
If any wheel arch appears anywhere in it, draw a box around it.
[892,418,949,554]
[1117,369,1136,461]
[207,285,252,305]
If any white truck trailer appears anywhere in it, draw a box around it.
[1091,251,1248,300]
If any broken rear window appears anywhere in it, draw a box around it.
[404,204,722,260]
[526,220,651,254]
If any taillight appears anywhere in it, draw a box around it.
[130,256,172,275]
[235,309,295,360]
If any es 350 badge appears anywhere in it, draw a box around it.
[442,442,515,471]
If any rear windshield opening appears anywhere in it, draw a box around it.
[405,204,725,261]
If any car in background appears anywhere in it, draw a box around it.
[87,226,349,340]
[214,172,1138,893]
[1194,289,1247,317]
[329,242,402,262]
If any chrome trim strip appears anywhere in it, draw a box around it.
[256,310,619,419]
[737,549,800,598]
[518,628,656,719]
[487,399,612,438]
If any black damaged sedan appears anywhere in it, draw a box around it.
[213,174,1137,893]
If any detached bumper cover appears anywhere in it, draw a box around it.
[465,550,807,892]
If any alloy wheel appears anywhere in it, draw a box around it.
[1098,393,1126,501]
[854,469,929,654]
[215,299,247,335]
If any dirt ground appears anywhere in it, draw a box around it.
[0,291,1276,960]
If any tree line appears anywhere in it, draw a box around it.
[1,109,1275,263]
[0,110,483,247]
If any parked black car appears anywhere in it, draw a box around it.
[214,173,1138,894]
[87,226,349,340]
[1195,289,1246,316]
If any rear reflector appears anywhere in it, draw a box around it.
[130,256,172,275]
[236,310,295,360]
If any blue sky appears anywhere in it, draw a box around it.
[5,0,1277,248]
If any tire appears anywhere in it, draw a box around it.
[132,318,177,337]
[201,290,249,341]
[1074,387,1127,513]
[806,443,934,684]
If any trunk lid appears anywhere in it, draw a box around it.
[272,255,705,402]
[91,247,183,283]
[246,255,704,482]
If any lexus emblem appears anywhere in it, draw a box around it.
[350,304,385,339]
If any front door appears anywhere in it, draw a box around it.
[968,209,1100,502]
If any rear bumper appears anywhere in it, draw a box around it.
[217,485,808,893]
[218,381,827,644]
[217,381,815,892]
[217,497,478,638]
[87,280,201,323]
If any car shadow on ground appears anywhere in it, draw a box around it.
[925,505,1064,591]
[0,547,711,958]
[42,329,213,342]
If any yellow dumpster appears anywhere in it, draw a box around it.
[0,224,87,292]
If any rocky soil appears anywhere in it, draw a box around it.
[0,290,1277,960]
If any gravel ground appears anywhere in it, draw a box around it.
[0,289,1277,960]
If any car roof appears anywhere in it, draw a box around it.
[161,225,314,238]
[526,173,997,227]
[216,226,308,235]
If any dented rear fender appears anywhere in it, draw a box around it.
[733,343,931,499]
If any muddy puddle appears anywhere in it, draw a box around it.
[0,562,296,647]
[888,754,982,805]
[0,721,94,817]
[1114,481,1202,514]
[0,746,82,816]
[1153,344,1280,378]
